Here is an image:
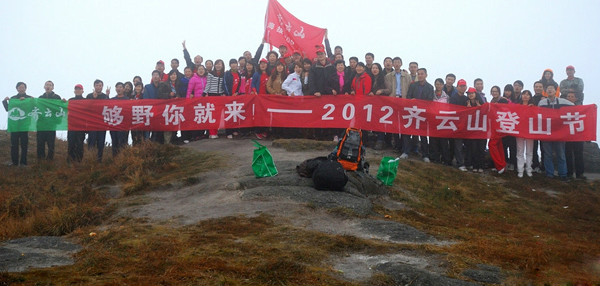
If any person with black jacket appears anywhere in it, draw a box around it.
[401,68,435,162]
[67,84,86,163]
[325,60,352,95]
[309,48,335,96]
[449,79,469,171]
[3,82,32,166]
[37,80,64,161]
[86,79,109,162]
[531,81,545,172]
[182,40,203,73]
[110,82,130,156]
[368,63,387,96]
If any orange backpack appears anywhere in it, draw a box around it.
[335,128,364,171]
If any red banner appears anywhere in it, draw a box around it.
[67,95,597,141]
[263,0,327,58]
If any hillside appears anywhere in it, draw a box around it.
[0,131,599,285]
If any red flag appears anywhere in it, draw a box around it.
[263,0,326,59]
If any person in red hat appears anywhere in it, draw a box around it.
[559,65,584,105]
[309,48,334,97]
[155,60,168,82]
[252,58,270,95]
[251,58,270,140]
[448,79,469,171]
[465,86,485,173]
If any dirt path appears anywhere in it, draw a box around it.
[112,138,500,285]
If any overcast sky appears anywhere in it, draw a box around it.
[1,0,598,141]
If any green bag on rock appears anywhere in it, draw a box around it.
[252,140,278,178]
[376,157,400,186]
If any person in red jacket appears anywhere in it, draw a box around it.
[351,62,372,97]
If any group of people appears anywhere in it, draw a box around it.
[2,37,587,181]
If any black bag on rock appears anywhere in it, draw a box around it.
[312,159,348,192]
[296,156,328,178]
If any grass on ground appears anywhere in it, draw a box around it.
[382,158,600,284]
[0,131,222,240]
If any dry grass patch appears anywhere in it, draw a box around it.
[387,159,600,284]
[1,215,405,286]
[0,132,223,240]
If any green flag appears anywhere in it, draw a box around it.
[7,98,68,132]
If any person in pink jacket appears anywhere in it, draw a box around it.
[184,66,208,141]
[186,65,208,98]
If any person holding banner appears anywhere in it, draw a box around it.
[369,63,387,96]
[282,62,304,96]
[515,90,535,178]
[350,62,372,97]
[37,81,64,161]
[538,84,573,181]
[3,82,32,166]
[383,57,411,99]
[204,59,226,139]
[110,82,130,157]
[67,84,86,163]
[449,79,469,172]
[309,48,334,97]
[86,79,109,162]
[502,84,517,171]
[401,68,434,162]
[488,85,509,174]
[564,91,586,180]
[266,61,287,96]
[465,87,485,172]
[429,78,452,165]
[253,59,270,95]
[325,60,352,96]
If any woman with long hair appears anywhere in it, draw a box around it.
[266,61,287,95]
[501,84,517,171]
[488,85,509,173]
[429,78,452,164]
[204,59,225,139]
[350,62,372,97]
[515,90,535,178]
[368,63,386,95]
